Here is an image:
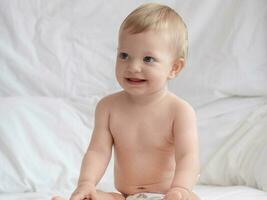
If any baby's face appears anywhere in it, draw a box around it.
[116,29,177,96]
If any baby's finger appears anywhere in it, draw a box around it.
[88,191,98,200]
[70,193,87,200]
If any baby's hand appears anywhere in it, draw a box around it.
[164,187,190,200]
[70,182,97,200]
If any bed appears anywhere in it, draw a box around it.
[0,0,266,199]
[0,186,266,200]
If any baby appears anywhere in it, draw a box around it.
[53,3,200,200]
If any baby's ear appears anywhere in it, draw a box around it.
[168,58,185,79]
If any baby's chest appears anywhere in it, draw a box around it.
[109,109,174,150]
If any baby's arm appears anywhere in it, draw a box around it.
[168,102,200,195]
[73,98,113,198]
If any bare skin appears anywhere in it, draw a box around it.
[52,28,200,200]
[52,91,200,200]
[109,91,199,199]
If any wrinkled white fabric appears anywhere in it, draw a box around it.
[0,97,96,193]
[200,101,267,191]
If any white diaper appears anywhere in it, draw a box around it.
[126,193,164,200]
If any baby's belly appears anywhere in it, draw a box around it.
[114,150,176,195]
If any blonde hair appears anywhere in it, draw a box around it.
[119,3,188,60]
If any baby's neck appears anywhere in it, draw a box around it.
[124,89,168,107]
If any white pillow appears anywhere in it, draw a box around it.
[0,97,95,193]
[199,101,267,191]
[196,97,266,166]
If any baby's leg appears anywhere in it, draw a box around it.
[51,190,125,200]
[97,190,126,200]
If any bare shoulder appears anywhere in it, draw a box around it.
[167,92,196,119]
[96,91,124,111]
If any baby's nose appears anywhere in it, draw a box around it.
[127,61,142,73]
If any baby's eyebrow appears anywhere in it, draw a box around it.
[143,51,154,55]
[117,48,127,52]
[143,51,159,57]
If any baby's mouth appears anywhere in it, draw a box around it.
[125,78,147,84]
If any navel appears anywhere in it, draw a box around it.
[137,186,146,190]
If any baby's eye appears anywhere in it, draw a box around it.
[118,52,129,60]
[143,56,155,63]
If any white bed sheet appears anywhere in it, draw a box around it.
[194,185,267,200]
[0,185,266,200]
